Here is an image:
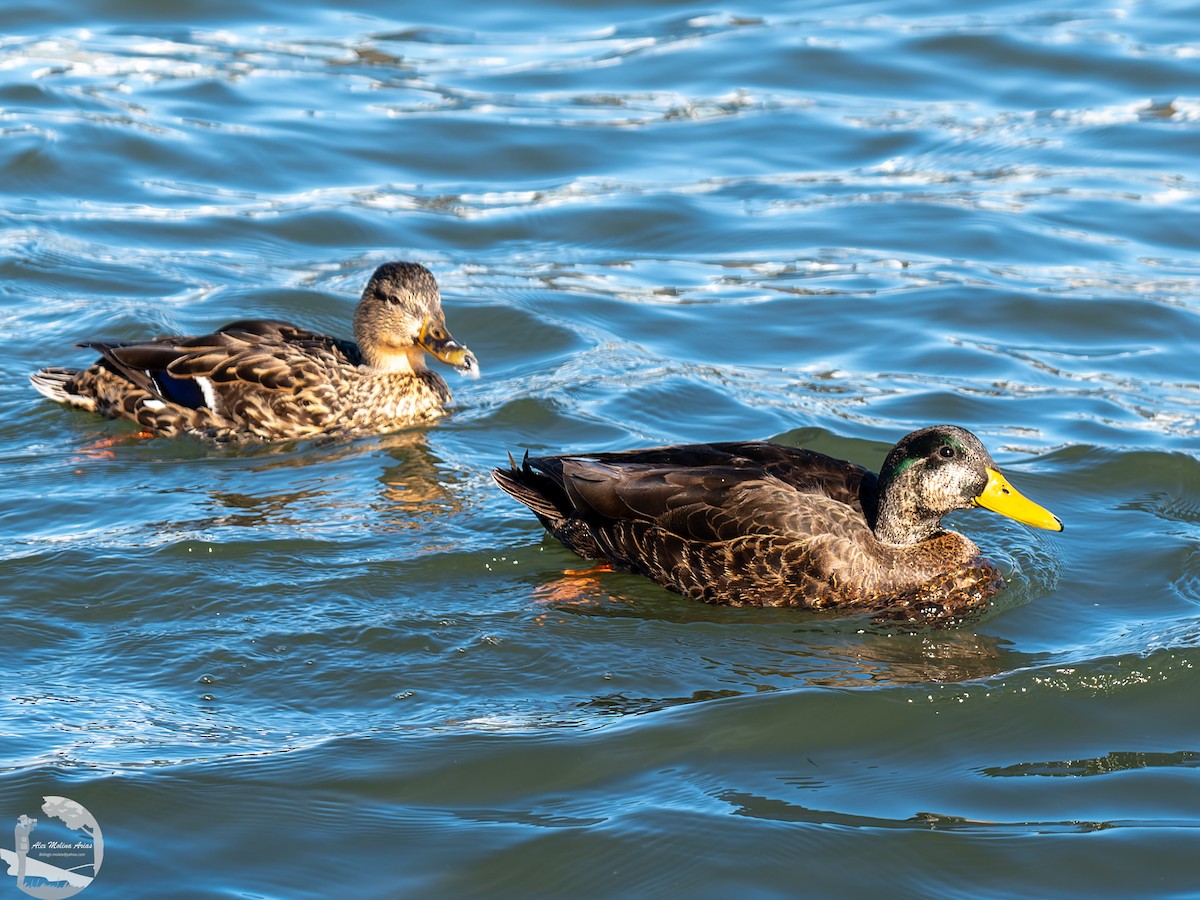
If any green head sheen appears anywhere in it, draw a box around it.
[879,428,970,486]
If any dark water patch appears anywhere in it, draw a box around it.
[720,788,1120,833]
[983,749,1200,779]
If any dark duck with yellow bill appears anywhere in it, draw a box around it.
[493,425,1062,623]
[30,262,478,442]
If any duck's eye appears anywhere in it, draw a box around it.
[938,445,955,459]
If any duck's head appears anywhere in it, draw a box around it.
[873,425,1062,546]
[353,262,479,377]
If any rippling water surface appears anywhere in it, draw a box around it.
[3,0,1200,896]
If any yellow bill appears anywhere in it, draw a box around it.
[974,467,1063,531]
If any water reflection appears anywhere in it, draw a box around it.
[578,629,1034,719]
[194,430,462,531]
[582,688,748,718]
[373,435,463,532]
[799,630,1031,687]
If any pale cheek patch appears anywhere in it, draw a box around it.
[925,466,968,507]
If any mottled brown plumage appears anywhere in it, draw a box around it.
[31,262,478,441]
[493,426,1063,623]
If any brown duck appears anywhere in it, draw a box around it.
[493,426,1063,622]
[30,262,478,441]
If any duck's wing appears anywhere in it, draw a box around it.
[701,441,878,512]
[213,319,360,359]
[80,320,358,408]
[556,456,866,547]
[59,320,362,439]
[525,441,877,514]
[494,446,882,604]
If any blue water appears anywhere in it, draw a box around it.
[3,1,1200,897]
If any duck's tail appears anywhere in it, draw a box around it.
[30,368,95,411]
[492,452,568,524]
[492,452,608,560]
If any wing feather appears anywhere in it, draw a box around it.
[76,319,358,429]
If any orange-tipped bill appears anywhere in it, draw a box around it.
[974,467,1063,531]
[418,319,479,379]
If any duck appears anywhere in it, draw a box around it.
[30,261,478,442]
[493,425,1063,622]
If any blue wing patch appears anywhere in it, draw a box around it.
[151,370,205,409]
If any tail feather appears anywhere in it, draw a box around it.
[493,453,609,560]
[30,368,94,410]
[492,457,568,525]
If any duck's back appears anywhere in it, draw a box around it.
[496,442,886,601]
[65,320,355,439]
